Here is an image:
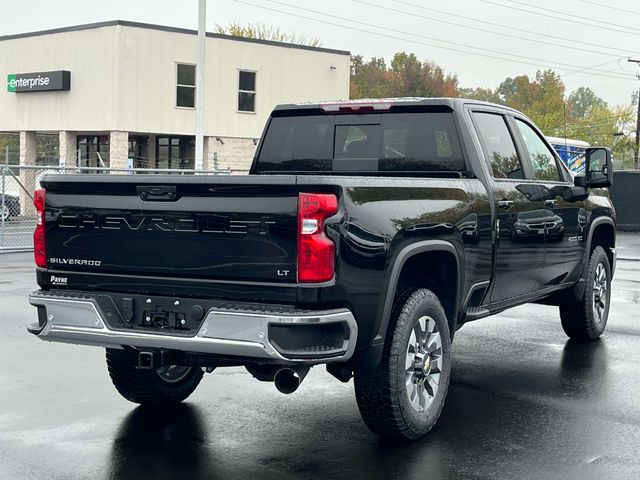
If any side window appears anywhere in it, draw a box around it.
[514,119,562,181]
[472,112,524,179]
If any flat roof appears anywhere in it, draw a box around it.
[0,20,350,56]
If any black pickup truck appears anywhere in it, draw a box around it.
[28,98,616,439]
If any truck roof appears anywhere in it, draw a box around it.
[273,97,520,114]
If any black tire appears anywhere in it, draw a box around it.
[106,348,204,407]
[560,246,611,341]
[354,289,451,439]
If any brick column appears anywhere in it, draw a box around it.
[19,131,37,216]
[58,131,77,168]
[109,131,129,170]
[215,137,255,174]
[203,136,216,171]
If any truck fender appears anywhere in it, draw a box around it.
[352,240,462,371]
[375,240,461,343]
[569,216,616,303]
[583,216,615,273]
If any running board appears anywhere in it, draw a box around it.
[464,307,490,321]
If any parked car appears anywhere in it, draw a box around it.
[28,98,616,440]
[0,193,20,221]
[511,209,565,242]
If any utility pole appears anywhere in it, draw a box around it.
[195,0,207,171]
[629,57,640,170]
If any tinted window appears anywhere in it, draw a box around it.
[177,64,196,86]
[238,71,256,112]
[256,111,465,173]
[515,119,562,181]
[239,71,256,91]
[472,112,523,179]
[176,64,196,108]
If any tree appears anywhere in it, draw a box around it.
[348,50,633,166]
[350,55,392,99]
[350,52,459,99]
[213,22,321,47]
[567,87,607,118]
[459,87,500,103]
[491,70,566,133]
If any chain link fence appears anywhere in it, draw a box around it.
[0,162,249,253]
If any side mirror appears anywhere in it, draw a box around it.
[585,147,612,188]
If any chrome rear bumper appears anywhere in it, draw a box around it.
[28,291,357,364]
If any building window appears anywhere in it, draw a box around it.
[238,70,256,112]
[176,63,196,108]
[77,135,110,169]
[156,136,195,170]
[128,136,149,168]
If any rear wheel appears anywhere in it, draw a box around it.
[106,348,204,406]
[560,246,611,341]
[354,289,451,439]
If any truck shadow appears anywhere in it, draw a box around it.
[105,338,609,480]
[107,404,225,480]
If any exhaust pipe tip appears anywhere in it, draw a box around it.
[273,366,309,394]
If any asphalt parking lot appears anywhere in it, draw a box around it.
[1,235,639,480]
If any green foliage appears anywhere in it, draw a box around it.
[0,134,19,164]
[214,22,321,47]
[350,55,391,99]
[567,87,607,118]
[350,52,459,99]
[351,50,636,167]
[0,133,60,166]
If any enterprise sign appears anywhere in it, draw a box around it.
[7,70,71,93]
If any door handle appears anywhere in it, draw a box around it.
[498,199,514,210]
[136,185,178,201]
[544,199,557,207]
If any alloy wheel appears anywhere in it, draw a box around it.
[592,262,608,324]
[405,315,443,412]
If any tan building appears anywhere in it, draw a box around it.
[0,20,351,172]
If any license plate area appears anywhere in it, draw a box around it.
[93,294,209,336]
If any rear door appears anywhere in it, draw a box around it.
[43,176,299,283]
[511,118,586,286]
[471,111,547,303]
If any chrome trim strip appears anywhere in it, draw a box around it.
[29,293,357,364]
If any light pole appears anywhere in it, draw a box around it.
[628,57,640,169]
[195,0,207,171]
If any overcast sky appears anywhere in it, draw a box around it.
[2,0,639,106]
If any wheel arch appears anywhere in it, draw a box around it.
[376,240,462,344]
[586,217,615,276]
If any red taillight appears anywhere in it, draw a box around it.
[33,189,46,268]
[297,193,338,283]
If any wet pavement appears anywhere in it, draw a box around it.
[1,235,640,479]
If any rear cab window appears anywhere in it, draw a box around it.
[254,106,466,175]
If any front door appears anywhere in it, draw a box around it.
[512,118,586,286]
[471,111,547,303]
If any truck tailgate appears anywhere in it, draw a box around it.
[41,175,299,283]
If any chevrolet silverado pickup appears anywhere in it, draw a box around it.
[28,98,616,439]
